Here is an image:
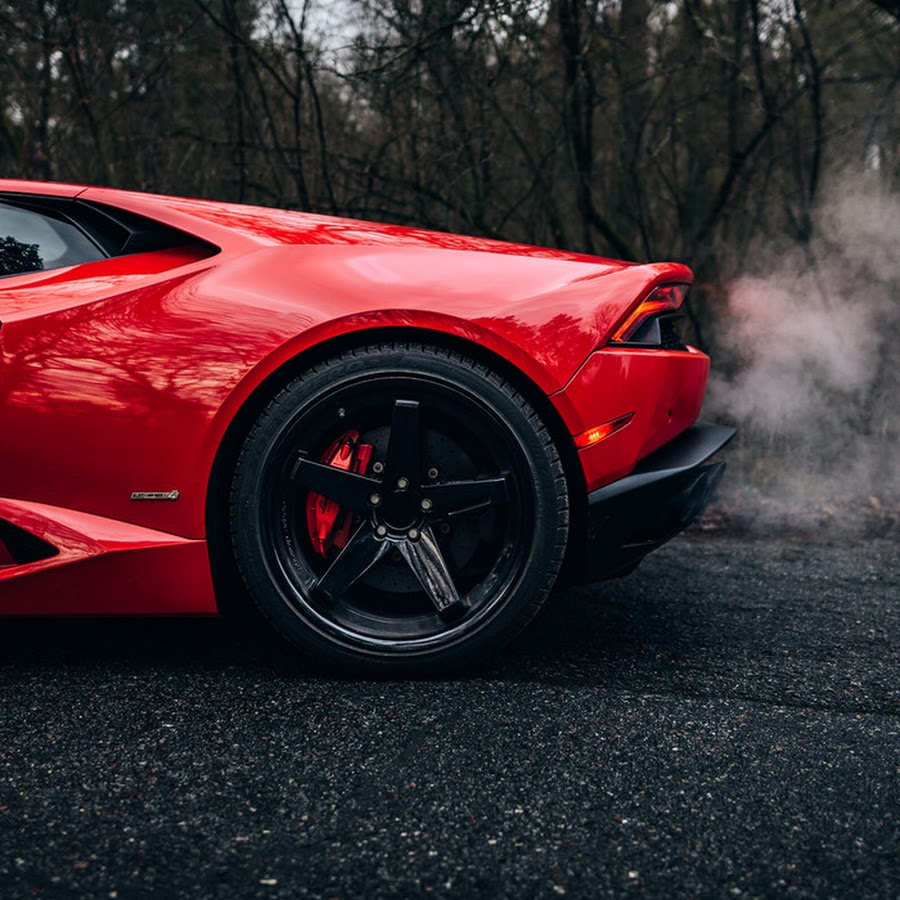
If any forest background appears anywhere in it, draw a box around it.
[2,0,898,533]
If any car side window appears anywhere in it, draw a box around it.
[0,202,105,277]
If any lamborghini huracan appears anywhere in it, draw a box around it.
[0,180,733,673]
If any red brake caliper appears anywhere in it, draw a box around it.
[305,430,373,556]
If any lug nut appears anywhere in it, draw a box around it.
[397,476,410,490]
[407,528,419,541]
[372,461,384,474]
[427,467,439,479]
[375,525,388,538]
[369,492,382,506]
[420,498,433,511]
[440,523,451,535]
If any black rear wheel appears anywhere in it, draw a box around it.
[229,343,568,674]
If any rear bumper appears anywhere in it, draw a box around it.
[578,423,735,583]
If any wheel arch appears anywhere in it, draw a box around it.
[205,326,588,616]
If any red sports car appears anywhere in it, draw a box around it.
[0,181,732,673]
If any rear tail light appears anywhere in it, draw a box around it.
[611,283,689,344]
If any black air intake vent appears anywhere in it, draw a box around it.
[659,315,687,351]
[623,312,687,350]
[0,518,59,565]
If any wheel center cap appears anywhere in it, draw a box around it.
[378,491,421,530]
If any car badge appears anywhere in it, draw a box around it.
[130,490,180,501]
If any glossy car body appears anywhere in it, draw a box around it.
[0,180,731,668]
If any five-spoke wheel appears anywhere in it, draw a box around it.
[230,343,568,674]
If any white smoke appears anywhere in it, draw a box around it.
[705,175,900,534]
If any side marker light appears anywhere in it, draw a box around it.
[574,412,635,449]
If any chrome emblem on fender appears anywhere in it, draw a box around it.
[130,490,180,501]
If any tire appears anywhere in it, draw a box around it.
[229,342,568,675]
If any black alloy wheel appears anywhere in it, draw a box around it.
[229,343,568,674]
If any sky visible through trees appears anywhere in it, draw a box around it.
[1,0,898,526]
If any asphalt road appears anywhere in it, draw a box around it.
[1,533,898,899]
